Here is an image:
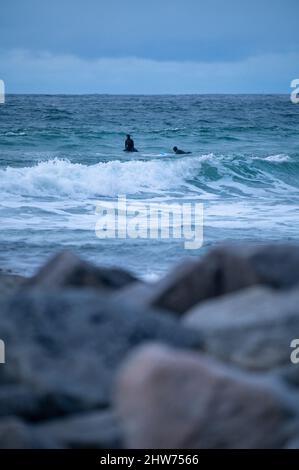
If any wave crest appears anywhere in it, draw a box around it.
[0,156,201,199]
[0,153,298,201]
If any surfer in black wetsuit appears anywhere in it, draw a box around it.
[124,134,138,152]
[173,146,191,155]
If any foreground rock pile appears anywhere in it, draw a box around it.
[0,245,299,449]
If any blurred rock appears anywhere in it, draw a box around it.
[274,363,299,389]
[184,286,299,370]
[0,417,57,449]
[2,244,299,449]
[285,437,299,449]
[0,385,46,419]
[0,273,26,297]
[115,344,298,449]
[146,244,299,314]
[35,410,122,449]
[0,290,201,419]
[26,251,137,291]
[114,281,156,307]
[0,384,95,421]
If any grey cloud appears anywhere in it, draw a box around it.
[1,49,298,94]
[0,0,298,62]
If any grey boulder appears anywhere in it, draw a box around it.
[115,344,298,449]
[0,289,201,419]
[184,286,299,370]
[146,244,299,314]
[35,410,122,449]
[0,273,26,298]
[25,251,137,291]
[0,417,57,449]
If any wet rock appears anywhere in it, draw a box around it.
[184,286,299,370]
[26,251,137,291]
[0,411,121,449]
[146,244,299,314]
[0,273,26,297]
[115,344,298,449]
[0,290,201,419]
[0,417,57,449]
[0,385,95,421]
[240,243,299,289]
[0,385,46,419]
[0,418,33,449]
[36,410,122,449]
[114,281,156,307]
[285,437,299,449]
[274,363,299,389]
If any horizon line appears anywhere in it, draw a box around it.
[6,92,289,96]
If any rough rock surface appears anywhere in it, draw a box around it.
[0,273,26,298]
[26,251,137,290]
[0,417,57,449]
[0,410,121,449]
[146,244,299,314]
[1,244,299,449]
[285,437,299,449]
[35,410,122,449]
[184,286,299,370]
[0,289,201,418]
[115,344,298,449]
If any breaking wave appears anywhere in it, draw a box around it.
[0,154,298,201]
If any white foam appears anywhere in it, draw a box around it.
[264,154,291,162]
[0,154,298,207]
[0,156,207,199]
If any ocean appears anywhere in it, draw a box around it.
[0,94,299,278]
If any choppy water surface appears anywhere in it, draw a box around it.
[0,95,299,277]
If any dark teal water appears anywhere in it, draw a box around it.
[0,95,299,276]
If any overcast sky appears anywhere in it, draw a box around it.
[0,0,298,93]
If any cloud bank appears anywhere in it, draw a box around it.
[1,49,298,94]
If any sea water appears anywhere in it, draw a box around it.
[0,94,299,277]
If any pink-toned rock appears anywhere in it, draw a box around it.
[115,344,297,449]
[26,250,137,290]
[146,244,299,314]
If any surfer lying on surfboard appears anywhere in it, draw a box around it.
[124,134,138,152]
[123,135,191,155]
[173,146,192,155]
